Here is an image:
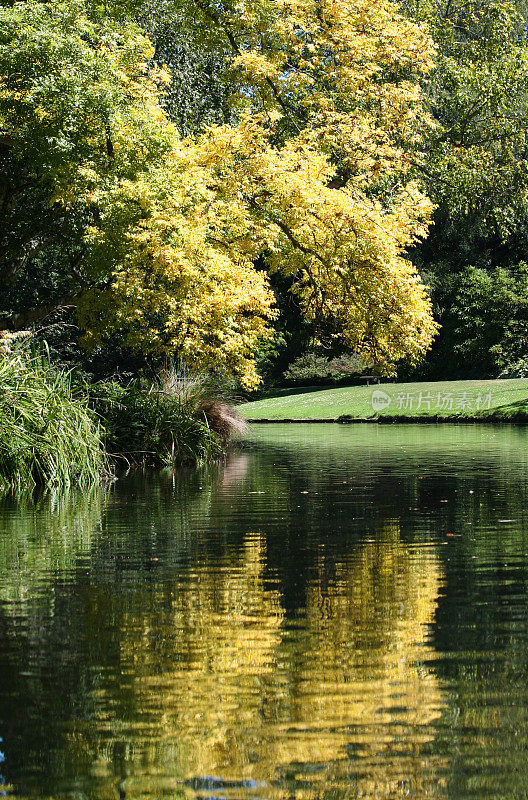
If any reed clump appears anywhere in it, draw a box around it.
[0,345,243,490]
[91,367,245,468]
[0,345,106,491]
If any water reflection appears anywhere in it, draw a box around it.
[0,487,105,603]
[1,425,528,799]
[87,522,445,800]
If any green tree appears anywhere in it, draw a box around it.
[137,0,233,136]
[1,0,439,387]
[405,0,528,231]
[401,0,528,378]
[449,264,528,376]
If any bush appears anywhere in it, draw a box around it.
[498,357,528,379]
[91,367,245,467]
[0,342,243,490]
[0,344,106,491]
[283,351,366,385]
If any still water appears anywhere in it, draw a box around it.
[1,424,528,799]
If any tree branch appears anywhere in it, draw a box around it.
[247,194,330,268]
[194,0,303,131]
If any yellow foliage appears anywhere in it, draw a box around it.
[80,148,276,389]
[73,0,438,384]
[192,0,439,374]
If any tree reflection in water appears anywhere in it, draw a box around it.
[1,424,528,800]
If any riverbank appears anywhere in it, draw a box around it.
[0,344,235,492]
[238,378,528,422]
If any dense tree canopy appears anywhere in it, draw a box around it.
[0,0,274,385]
[0,0,438,386]
[401,0,528,378]
[406,0,528,228]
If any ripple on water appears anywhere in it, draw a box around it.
[0,425,528,799]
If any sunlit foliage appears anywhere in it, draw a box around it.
[395,0,528,379]
[403,0,528,233]
[0,0,439,386]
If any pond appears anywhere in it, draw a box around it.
[1,423,528,799]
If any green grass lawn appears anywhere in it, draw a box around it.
[238,378,528,421]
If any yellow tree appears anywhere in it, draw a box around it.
[106,0,439,379]
[1,0,438,387]
[0,1,275,387]
[190,0,440,370]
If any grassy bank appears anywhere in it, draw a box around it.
[0,345,242,492]
[238,378,528,422]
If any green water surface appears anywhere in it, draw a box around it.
[1,424,528,799]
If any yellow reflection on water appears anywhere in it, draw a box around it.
[79,522,447,800]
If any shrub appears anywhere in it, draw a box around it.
[283,351,366,385]
[91,367,245,467]
[0,344,106,491]
[498,357,528,379]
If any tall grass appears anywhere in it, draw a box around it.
[0,345,106,491]
[157,366,247,440]
[0,346,243,490]
[91,366,246,468]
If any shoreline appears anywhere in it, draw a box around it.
[239,379,528,425]
[246,415,528,424]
